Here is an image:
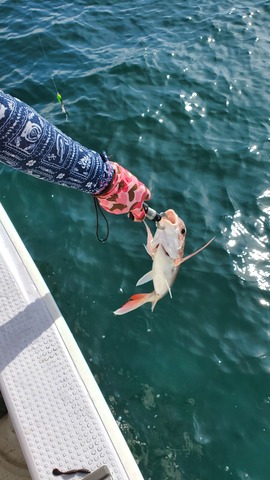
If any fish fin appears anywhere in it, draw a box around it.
[151,295,160,311]
[136,271,153,286]
[175,236,215,266]
[144,244,151,256]
[156,274,172,298]
[114,292,156,315]
[143,221,155,257]
[165,277,172,299]
[144,243,158,257]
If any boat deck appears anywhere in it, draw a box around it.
[0,203,144,480]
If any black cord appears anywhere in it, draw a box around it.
[53,468,90,476]
[93,197,110,242]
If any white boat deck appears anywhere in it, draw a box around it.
[0,203,144,480]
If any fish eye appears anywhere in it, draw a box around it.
[181,228,186,235]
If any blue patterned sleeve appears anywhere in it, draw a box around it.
[0,90,114,194]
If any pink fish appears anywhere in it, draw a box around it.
[114,209,214,315]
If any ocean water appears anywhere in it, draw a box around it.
[1,1,270,479]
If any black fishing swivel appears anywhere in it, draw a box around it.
[143,203,163,222]
[143,203,167,228]
[128,203,166,227]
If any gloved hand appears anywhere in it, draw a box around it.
[96,162,151,221]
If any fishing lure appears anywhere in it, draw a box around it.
[56,91,69,121]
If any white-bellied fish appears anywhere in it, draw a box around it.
[114,209,214,315]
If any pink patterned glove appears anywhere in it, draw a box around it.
[96,162,151,221]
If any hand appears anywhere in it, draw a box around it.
[96,162,151,221]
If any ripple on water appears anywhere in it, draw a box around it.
[1,2,270,480]
[223,192,270,292]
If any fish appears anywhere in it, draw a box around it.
[114,209,214,315]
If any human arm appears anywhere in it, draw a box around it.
[0,89,114,194]
[0,90,150,220]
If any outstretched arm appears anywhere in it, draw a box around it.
[0,90,150,220]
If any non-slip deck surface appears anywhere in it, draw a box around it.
[0,204,143,480]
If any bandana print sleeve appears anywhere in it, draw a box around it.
[0,90,114,194]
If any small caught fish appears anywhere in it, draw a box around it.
[114,209,214,315]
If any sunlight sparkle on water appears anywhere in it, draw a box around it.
[226,208,270,290]
[249,144,257,152]
[181,91,206,117]
[257,189,270,215]
[259,298,270,307]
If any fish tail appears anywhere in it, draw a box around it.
[114,292,156,315]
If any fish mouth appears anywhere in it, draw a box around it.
[164,209,178,224]
[156,210,179,229]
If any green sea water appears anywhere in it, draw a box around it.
[1,1,270,479]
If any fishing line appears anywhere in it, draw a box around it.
[93,197,110,243]
[26,4,111,242]
[26,3,69,120]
